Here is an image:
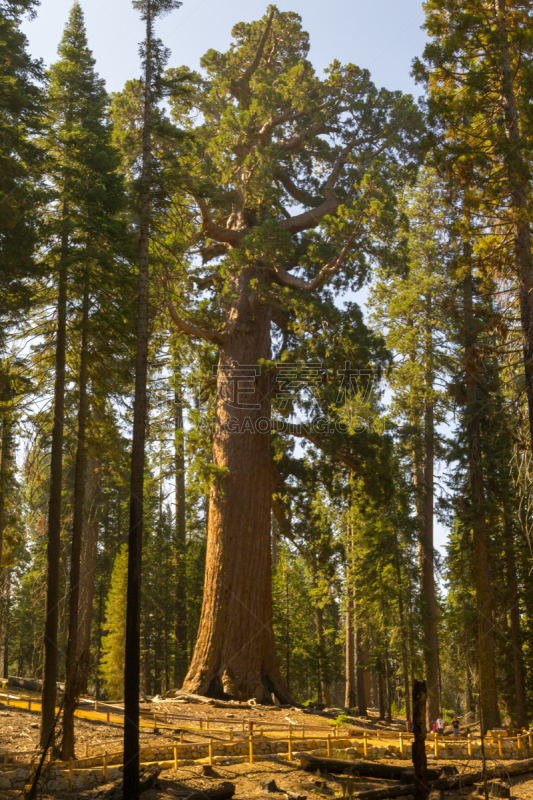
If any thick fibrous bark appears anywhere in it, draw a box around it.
[181,267,290,703]
[40,230,68,750]
[61,270,90,759]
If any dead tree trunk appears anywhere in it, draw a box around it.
[124,6,153,795]
[40,227,68,750]
[355,620,367,716]
[503,508,527,727]
[412,679,428,800]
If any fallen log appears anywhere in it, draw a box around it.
[174,691,249,709]
[101,768,161,799]
[298,754,441,782]
[186,781,236,800]
[351,758,533,800]
[7,675,65,692]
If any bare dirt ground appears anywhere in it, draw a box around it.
[2,698,533,799]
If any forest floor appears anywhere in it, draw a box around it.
[2,697,533,799]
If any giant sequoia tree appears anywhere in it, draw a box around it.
[168,6,423,701]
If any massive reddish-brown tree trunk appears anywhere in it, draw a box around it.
[182,268,290,702]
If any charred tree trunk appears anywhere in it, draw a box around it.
[0,411,12,674]
[503,508,527,727]
[62,268,90,759]
[182,268,289,703]
[355,620,367,716]
[40,227,68,750]
[345,518,356,709]
[412,680,428,800]
[463,272,500,733]
[1,570,9,678]
[174,379,187,686]
[418,292,440,729]
[124,6,153,794]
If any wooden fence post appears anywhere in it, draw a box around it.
[468,735,472,757]
[209,739,213,766]
[363,732,368,758]
[230,729,233,742]
[434,732,438,758]
[518,734,523,757]
[180,731,184,744]
[153,713,157,731]
[84,742,88,757]
[399,732,404,760]
[107,709,110,724]
[327,735,331,757]
[249,733,253,764]
[103,751,107,782]
[498,736,503,759]
[288,730,293,762]
[529,729,533,749]
[173,744,178,770]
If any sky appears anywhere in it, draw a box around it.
[21,0,428,96]
[21,0,451,565]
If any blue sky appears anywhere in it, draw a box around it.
[22,0,427,95]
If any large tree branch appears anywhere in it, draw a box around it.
[167,298,227,345]
[231,9,275,106]
[273,167,320,206]
[278,135,362,234]
[272,220,362,292]
[183,176,244,246]
[285,425,361,470]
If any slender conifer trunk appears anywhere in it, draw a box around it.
[77,445,102,694]
[502,509,527,727]
[496,0,533,448]
[40,225,68,750]
[355,621,367,716]
[174,379,187,685]
[0,414,12,676]
[123,6,153,795]
[464,272,500,733]
[62,269,90,759]
[345,519,356,708]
